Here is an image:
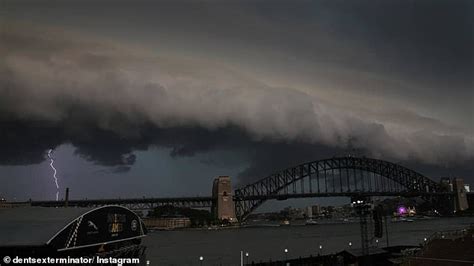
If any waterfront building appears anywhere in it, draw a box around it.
[144,216,191,230]
[311,204,321,216]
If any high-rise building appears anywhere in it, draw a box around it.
[305,206,313,218]
[311,205,321,216]
[440,178,453,192]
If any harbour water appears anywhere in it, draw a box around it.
[143,217,474,265]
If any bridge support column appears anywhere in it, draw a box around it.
[212,176,237,223]
[453,178,469,212]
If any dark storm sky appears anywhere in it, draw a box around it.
[0,0,473,204]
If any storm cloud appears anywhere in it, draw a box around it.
[0,22,472,175]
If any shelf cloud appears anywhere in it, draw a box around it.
[1,23,472,173]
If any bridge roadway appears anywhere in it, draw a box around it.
[28,196,215,210]
[24,191,458,210]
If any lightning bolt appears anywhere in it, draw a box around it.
[47,149,60,201]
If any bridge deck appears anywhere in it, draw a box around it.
[25,196,215,209]
[17,191,458,209]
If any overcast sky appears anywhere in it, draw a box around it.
[0,0,472,207]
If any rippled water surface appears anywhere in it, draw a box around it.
[143,217,474,265]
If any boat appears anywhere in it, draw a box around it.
[280,219,291,226]
[0,206,147,259]
[305,219,318,225]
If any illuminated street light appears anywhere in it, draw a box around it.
[349,242,352,247]
[199,256,204,266]
[245,252,249,265]
[284,248,288,261]
[319,244,323,255]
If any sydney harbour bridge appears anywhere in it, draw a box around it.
[28,156,470,222]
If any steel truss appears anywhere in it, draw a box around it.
[234,157,445,221]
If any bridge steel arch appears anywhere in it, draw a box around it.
[233,157,444,221]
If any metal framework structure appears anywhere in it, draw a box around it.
[30,196,214,210]
[234,157,445,221]
[25,157,459,221]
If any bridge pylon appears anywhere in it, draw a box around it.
[212,176,237,223]
[453,178,469,212]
